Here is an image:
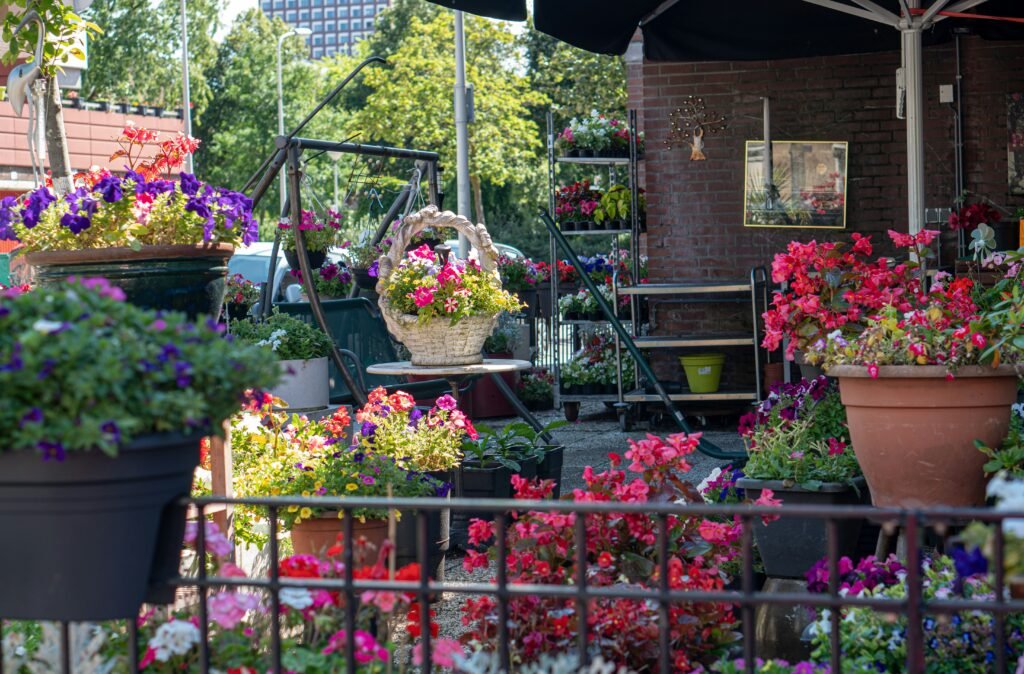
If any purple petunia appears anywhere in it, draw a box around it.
[93,175,124,203]
[360,421,377,438]
[367,260,379,278]
[179,172,201,196]
[21,187,56,229]
[174,361,192,387]
[20,407,43,427]
[38,440,66,462]
[0,196,20,241]
[1,342,23,372]
[100,420,121,444]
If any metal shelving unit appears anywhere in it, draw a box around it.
[612,267,769,430]
[546,110,643,408]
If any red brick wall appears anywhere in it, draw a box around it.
[630,36,1024,389]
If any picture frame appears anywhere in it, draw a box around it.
[743,140,849,229]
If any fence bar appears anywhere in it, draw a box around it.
[994,522,1008,672]
[905,514,924,673]
[343,510,356,674]
[495,512,512,673]
[575,512,589,668]
[128,618,139,673]
[1,619,5,673]
[197,505,211,674]
[657,513,670,674]
[417,510,432,673]
[740,515,754,674]
[60,621,70,674]
[269,506,282,674]
[826,519,841,672]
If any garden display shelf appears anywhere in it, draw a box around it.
[556,155,631,166]
[560,228,632,237]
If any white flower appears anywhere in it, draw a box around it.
[148,620,200,662]
[32,319,64,334]
[696,467,722,499]
[279,587,314,610]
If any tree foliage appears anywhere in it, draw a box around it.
[81,0,222,122]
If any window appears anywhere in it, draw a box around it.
[286,10,296,20]
[338,7,348,16]
[325,7,334,17]
[337,20,347,29]
[312,20,321,30]
[339,34,349,43]
[312,47,323,58]
[313,34,322,44]
[312,9,321,18]
[351,6,361,16]
[326,33,336,43]
[299,0,308,5]
[286,0,295,6]
[299,10,309,20]
[365,19,372,29]
[352,19,361,29]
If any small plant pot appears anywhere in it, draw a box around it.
[736,477,868,579]
[284,249,327,270]
[565,310,579,321]
[225,302,253,322]
[516,455,539,480]
[576,221,591,232]
[271,357,330,411]
[680,353,726,393]
[291,514,388,557]
[352,268,377,291]
[563,401,580,422]
[561,221,576,232]
[456,461,514,525]
[565,148,580,158]
[578,148,594,158]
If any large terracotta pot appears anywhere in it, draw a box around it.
[291,514,388,557]
[832,364,1019,507]
[25,243,233,319]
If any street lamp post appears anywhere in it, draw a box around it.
[276,27,312,219]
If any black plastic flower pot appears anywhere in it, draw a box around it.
[394,469,455,576]
[517,455,539,480]
[352,268,377,291]
[560,220,576,232]
[284,249,327,270]
[736,476,869,579]
[27,244,233,320]
[455,461,514,525]
[537,445,564,499]
[0,433,200,621]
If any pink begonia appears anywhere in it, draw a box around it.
[413,638,465,668]
[184,520,232,558]
[753,488,782,525]
[322,629,388,663]
[361,590,398,613]
[410,286,435,308]
[207,592,260,629]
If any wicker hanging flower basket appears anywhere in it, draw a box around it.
[376,206,503,366]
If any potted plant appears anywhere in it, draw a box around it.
[277,208,342,270]
[736,376,866,578]
[374,206,522,366]
[346,232,384,291]
[291,262,353,300]
[464,318,521,419]
[0,124,258,318]
[518,368,555,411]
[497,253,543,312]
[555,181,601,231]
[230,397,445,556]
[351,387,474,570]
[0,279,277,621]
[814,232,1024,507]
[223,272,260,322]
[593,184,646,231]
[230,311,335,411]
[949,196,1016,253]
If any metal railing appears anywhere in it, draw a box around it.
[3,495,1024,674]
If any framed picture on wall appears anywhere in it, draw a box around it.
[743,140,849,229]
[1008,94,1024,194]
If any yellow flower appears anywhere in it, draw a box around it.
[346,483,359,492]
[301,491,311,498]
[314,481,323,490]
[300,507,313,519]
[287,505,299,513]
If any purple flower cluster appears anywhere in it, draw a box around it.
[739,375,834,436]
[806,554,906,595]
[0,173,258,247]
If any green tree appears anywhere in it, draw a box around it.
[81,0,221,122]
[520,24,627,123]
[350,12,545,229]
[196,10,342,229]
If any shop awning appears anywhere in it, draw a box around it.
[428,0,1024,60]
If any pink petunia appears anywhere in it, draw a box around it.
[409,286,435,308]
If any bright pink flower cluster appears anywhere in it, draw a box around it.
[555,180,602,222]
[460,433,740,671]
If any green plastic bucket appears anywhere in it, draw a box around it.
[679,353,726,393]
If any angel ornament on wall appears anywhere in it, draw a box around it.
[666,96,728,161]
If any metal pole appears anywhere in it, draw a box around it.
[453,10,471,256]
[180,0,193,173]
[902,5,925,235]
[277,31,292,223]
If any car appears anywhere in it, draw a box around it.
[228,243,353,306]
[443,239,526,260]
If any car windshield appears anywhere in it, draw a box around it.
[229,255,273,284]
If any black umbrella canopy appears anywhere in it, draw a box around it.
[426,0,1024,61]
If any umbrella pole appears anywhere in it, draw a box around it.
[903,21,926,236]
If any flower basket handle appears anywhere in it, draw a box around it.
[375,205,500,291]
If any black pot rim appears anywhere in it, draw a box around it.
[736,475,865,493]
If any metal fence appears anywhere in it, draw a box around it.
[3,495,1023,674]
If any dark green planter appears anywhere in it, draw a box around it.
[736,476,868,579]
[537,445,565,499]
[27,244,233,319]
[284,249,326,270]
[352,268,377,291]
[0,433,200,621]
